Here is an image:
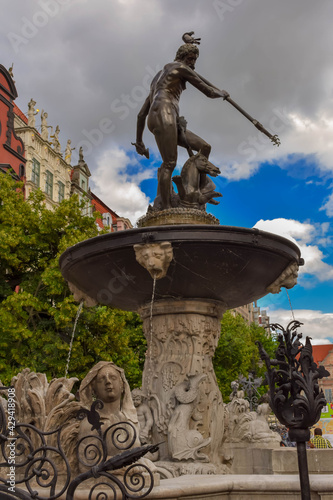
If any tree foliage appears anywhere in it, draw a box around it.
[0,174,145,386]
[213,310,277,402]
[0,174,276,396]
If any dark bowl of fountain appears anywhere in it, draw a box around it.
[59,224,302,312]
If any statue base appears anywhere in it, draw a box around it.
[137,207,220,227]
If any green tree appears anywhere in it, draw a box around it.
[213,310,277,402]
[0,174,144,386]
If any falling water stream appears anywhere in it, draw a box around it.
[64,300,84,378]
[146,276,157,397]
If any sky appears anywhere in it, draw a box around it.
[1,0,333,344]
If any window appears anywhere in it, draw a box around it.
[19,164,25,178]
[58,181,65,202]
[325,388,332,403]
[45,170,53,198]
[102,213,111,227]
[31,159,40,186]
[81,179,86,191]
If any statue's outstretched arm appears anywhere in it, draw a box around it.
[181,66,229,100]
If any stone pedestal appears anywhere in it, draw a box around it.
[139,299,226,470]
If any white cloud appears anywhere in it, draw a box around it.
[266,308,333,344]
[218,161,260,181]
[253,218,333,282]
[321,190,333,217]
[4,0,333,180]
[219,107,333,184]
[90,147,151,224]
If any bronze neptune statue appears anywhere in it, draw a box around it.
[133,33,280,212]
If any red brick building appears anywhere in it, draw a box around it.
[91,192,132,232]
[0,64,26,179]
[1,63,133,230]
[312,344,333,403]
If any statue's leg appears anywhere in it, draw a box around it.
[182,130,211,159]
[154,126,178,210]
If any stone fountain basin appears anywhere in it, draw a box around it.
[59,224,302,311]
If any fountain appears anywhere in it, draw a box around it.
[58,34,332,498]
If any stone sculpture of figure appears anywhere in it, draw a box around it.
[133,36,229,210]
[229,380,244,401]
[28,98,38,128]
[168,374,211,462]
[79,146,84,163]
[50,125,61,153]
[65,139,75,164]
[41,110,50,141]
[78,362,140,452]
[78,362,140,470]
[132,388,154,445]
[224,389,280,446]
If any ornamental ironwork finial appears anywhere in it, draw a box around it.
[257,321,330,500]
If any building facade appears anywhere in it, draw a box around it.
[91,192,133,232]
[312,345,333,403]
[13,100,71,210]
[232,301,270,329]
[70,147,93,217]
[0,64,26,179]
[1,63,130,230]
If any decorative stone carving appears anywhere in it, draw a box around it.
[50,125,61,153]
[27,98,38,127]
[223,389,281,447]
[68,281,98,307]
[229,380,244,401]
[10,368,78,430]
[77,362,140,461]
[2,368,81,472]
[266,261,300,294]
[139,299,226,472]
[137,207,220,227]
[40,109,49,141]
[134,242,173,279]
[64,139,74,164]
[168,374,211,461]
[132,388,154,445]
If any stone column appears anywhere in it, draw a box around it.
[139,299,226,469]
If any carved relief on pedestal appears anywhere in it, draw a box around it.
[168,374,211,462]
[161,362,183,392]
[223,389,281,447]
[139,299,226,469]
